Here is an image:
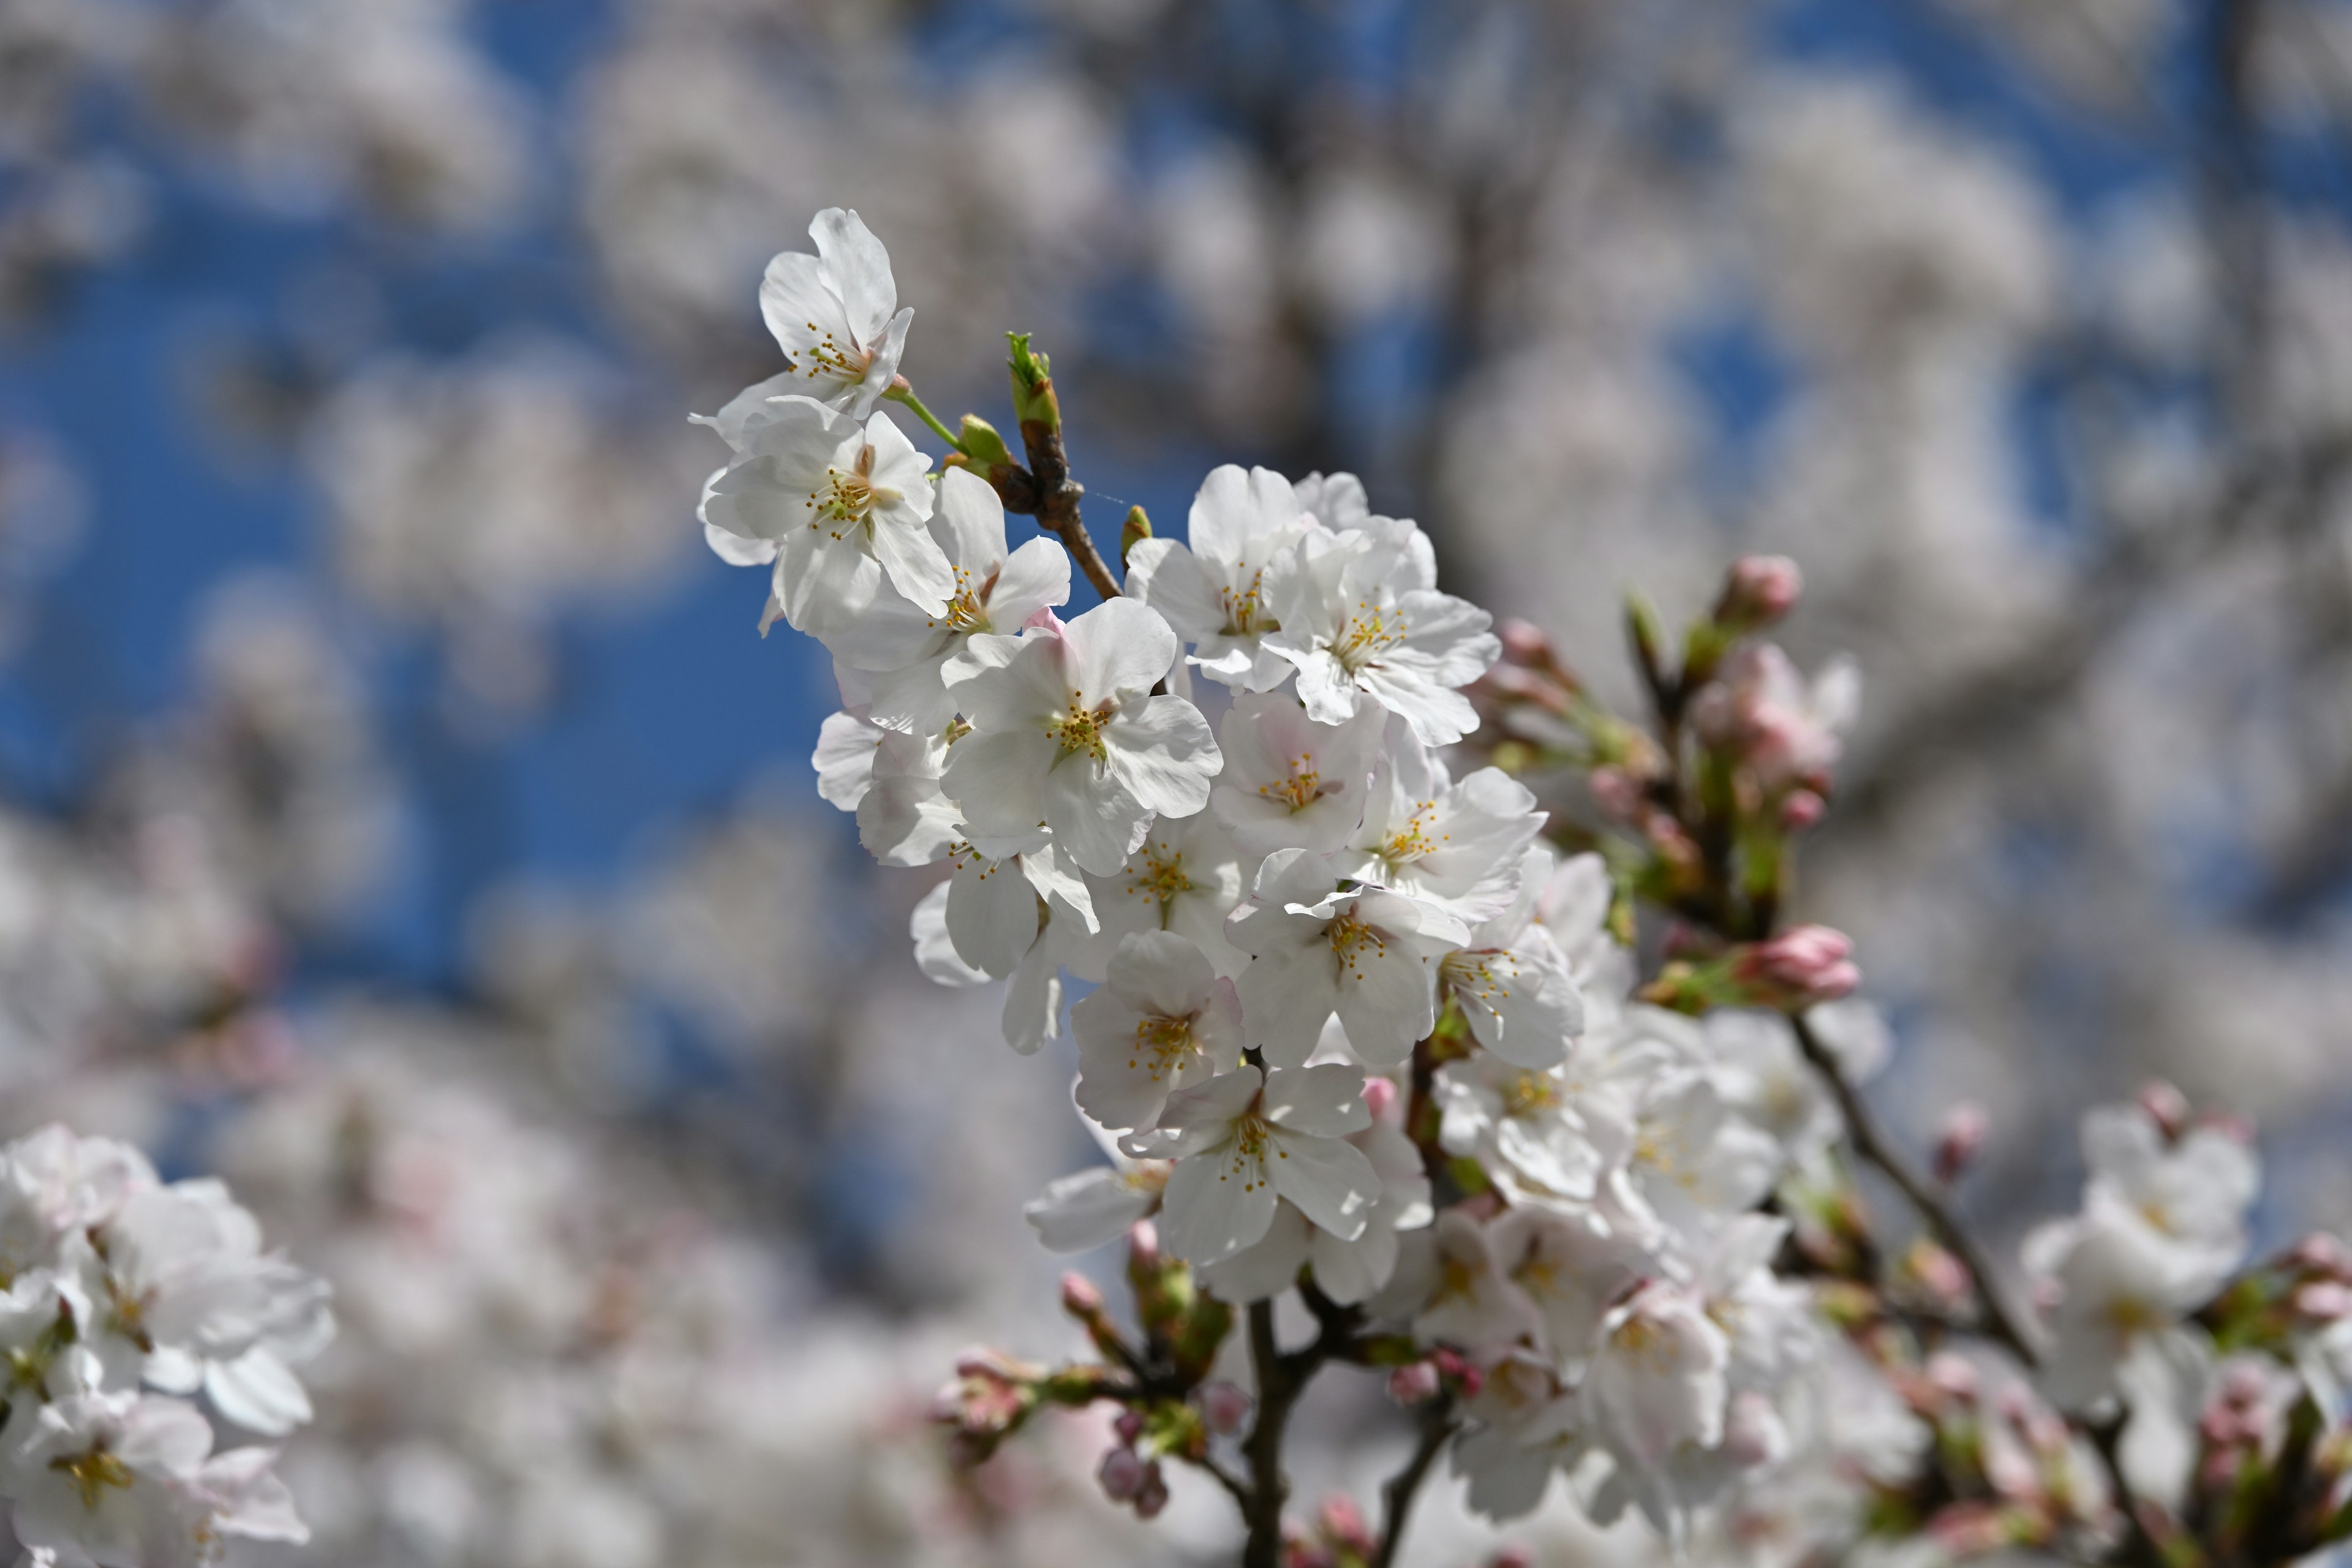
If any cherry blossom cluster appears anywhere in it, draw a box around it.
[0,1125,326,1568]
[696,209,2352,1567]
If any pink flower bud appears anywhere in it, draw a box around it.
[1924,1352,1980,1403]
[1780,788,1826,832]
[1360,1076,1398,1121]
[1587,764,1642,821]
[1912,1244,1970,1305]
[1934,1104,1988,1185]
[1499,619,1553,668]
[1318,1495,1373,1552]
[1387,1361,1441,1405]
[1718,555,1803,628]
[1430,1348,1484,1399]
[1113,1409,1144,1446]
[2138,1080,2189,1140]
[1128,1219,1161,1269]
[2296,1282,2352,1322]
[2295,1232,2352,1278]
[1197,1381,1253,1435]
[1097,1445,1146,1502]
[1061,1272,1105,1318]
[1133,1460,1169,1519]
[1736,925,1860,1006]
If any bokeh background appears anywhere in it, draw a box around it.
[4,0,2352,1562]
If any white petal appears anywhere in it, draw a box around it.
[1268,1131,1379,1241]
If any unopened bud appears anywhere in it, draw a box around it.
[1934,1103,1989,1185]
[1721,1390,1787,1468]
[1120,505,1152,568]
[1113,1409,1144,1446]
[1499,619,1554,668]
[1318,1495,1373,1553]
[1588,764,1642,821]
[1197,1381,1253,1435]
[1360,1076,1398,1121]
[2138,1080,2190,1140]
[1429,1348,1484,1399]
[1133,1460,1169,1518]
[1747,925,1859,1003]
[1061,1272,1105,1318]
[1780,787,1826,832]
[1098,1444,1146,1502]
[1128,1219,1161,1270]
[1715,554,1803,632]
[1387,1361,1442,1405]
[1924,1351,1980,1403]
[2297,1281,2352,1321]
[2294,1232,2351,1277]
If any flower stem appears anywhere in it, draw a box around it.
[1789,1012,2043,1368]
[1240,1301,1292,1568]
[884,382,966,453]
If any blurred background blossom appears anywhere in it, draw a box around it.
[4,0,2352,1561]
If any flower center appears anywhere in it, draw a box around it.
[1125,843,1194,912]
[1048,696,1115,761]
[52,1447,134,1510]
[1126,1014,1200,1084]
[794,319,875,383]
[1380,801,1444,867]
[1329,911,1388,979]
[1502,1072,1557,1117]
[1333,599,1406,672]
[1217,1112,1276,1192]
[1260,753,1331,812]
[930,564,1001,634]
[1218,570,1276,638]
[805,445,900,540]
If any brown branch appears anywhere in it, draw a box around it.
[1790,1012,2044,1370]
[1239,1300,1295,1568]
[997,335,1123,602]
[1369,1396,1458,1568]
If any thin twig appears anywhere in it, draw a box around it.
[1369,1396,1458,1568]
[1790,1012,2043,1369]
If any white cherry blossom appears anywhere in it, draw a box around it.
[1079,808,1248,980]
[754,206,911,420]
[823,467,1070,732]
[1125,1065,1378,1266]
[809,707,889,812]
[1582,1281,1732,1532]
[1023,1161,1170,1254]
[943,599,1221,876]
[1226,848,1467,1068]
[1072,932,1244,1133]
[2,1374,214,1568]
[698,396,947,636]
[1262,517,1499,745]
[1125,464,1314,692]
[1411,1209,1542,1355]
[1438,848,1588,1071]
[1209,693,1382,855]
[1333,726,1544,922]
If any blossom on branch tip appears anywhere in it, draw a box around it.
[755,206,911,420]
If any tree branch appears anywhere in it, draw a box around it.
[1790,1012,2043,1369]
[1240,1300,1295,1568]
[1370,1396,1458,1568]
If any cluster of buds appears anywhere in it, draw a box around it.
[1876,1352,2120,1558]
[1385,1346,1485,1406]
[1281,1495,1377,1568]
[2203,1232,2352,1357]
